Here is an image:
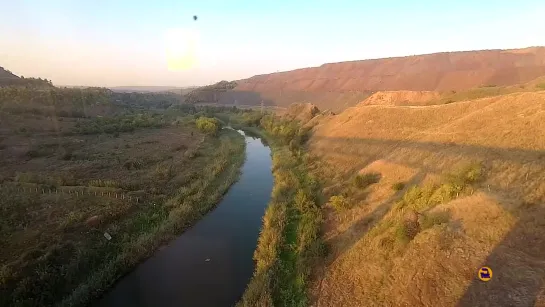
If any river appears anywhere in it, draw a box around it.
[96,130,273,307]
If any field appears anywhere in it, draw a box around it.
[0,88,246,306]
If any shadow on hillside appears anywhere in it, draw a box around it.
[456,206,545,307]
[310,136,545,174]
[309,136,545,305]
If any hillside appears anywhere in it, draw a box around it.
[0,67,19,80]
[0,67,53,87]
[303,91,545,306]
[214,47,545,112]
[359,91,441,106]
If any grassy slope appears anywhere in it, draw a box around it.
[0,110,246,306]
[306,90,545,306]
[359,77,545,107]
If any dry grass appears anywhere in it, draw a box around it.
[0,109,246,306]
[305,91,545,306]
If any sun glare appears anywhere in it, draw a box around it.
[164,28,199,71]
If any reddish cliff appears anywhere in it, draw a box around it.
[232,47,545,111]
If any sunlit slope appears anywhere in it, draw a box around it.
[307,91,545,306]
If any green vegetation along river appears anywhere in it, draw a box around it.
[95,130,273,307]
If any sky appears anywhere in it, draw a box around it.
[1,0,545,87]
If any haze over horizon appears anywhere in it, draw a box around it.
[2,0,545,87]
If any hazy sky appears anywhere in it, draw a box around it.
[1,0,545,87]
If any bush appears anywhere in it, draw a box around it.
[195,117,220,136]
[242,113,263,127]
[444,162,483,188]
[353,172,381,189]
[392,182,406,191]
[394,223,411,244]
[420,211,451,230]
[329,195,350,211]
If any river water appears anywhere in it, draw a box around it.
[96,131,273,307]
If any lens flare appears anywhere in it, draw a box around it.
[164,28,199,71]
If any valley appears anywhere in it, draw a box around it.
[0,79,251,306]
[3,46,545,307]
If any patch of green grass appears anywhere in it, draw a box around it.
[365,163,483,257]
[536,82,545,90]
[399,162,483,212]
[394,223,411,245]
[74,113,165,135]
[329,194,351,211]
[420,210,451,231]
[239,129,323,307]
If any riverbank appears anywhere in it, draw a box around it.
[237,116,324,306]
[95,130,274,307]
[1,127,246,307]
[67,129,246,307]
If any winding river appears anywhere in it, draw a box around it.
[96,131,273,307]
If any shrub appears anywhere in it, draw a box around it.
[329,195,350,211]
[444,162,483,188]
[353,172,381,189]
[536,82,545,90]
[420,211,451,230]
[394,223,411,244]
[401,184,436,211]
[195,117,220,136]
[392,182,406,191]
[294,189,315,211]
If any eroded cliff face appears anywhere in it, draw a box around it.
[226,47,545,112]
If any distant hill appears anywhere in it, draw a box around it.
[0,67,19,80]
[183,81,238,104]
[196,47,545,112]
[0,66,53,87]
